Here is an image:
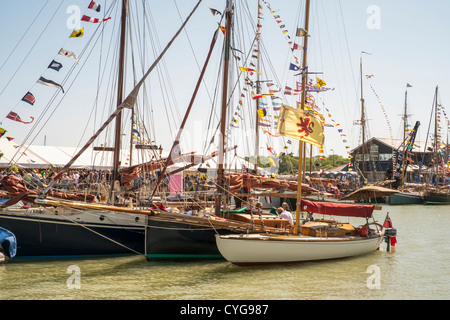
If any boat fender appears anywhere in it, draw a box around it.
[359,225,368,237]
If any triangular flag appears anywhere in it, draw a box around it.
[58,48,79,64]
[37,76,65,93]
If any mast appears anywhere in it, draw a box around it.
[434,85,439,189]
[295,0,310,234]
[401,89,407,190]
[111,0,128,202]
[254,0,261,172]
[216,0,233,216]
[360,55,366,181]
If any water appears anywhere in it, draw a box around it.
[1,205,449,300]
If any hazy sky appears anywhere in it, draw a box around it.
[0,0,449,162]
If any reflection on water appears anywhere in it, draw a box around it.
[1,205,449,300]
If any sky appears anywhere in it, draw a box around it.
[0,0,449,166]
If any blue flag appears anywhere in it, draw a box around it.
[48,60,63,71]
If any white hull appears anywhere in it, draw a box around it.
[215,233,383,265]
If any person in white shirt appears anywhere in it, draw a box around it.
[277,207,293,226]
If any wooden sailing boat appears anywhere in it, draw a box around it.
[424,86,450,204]
[216,0,386,266]
[0,0,295,259]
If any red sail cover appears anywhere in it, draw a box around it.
[301,199,374,218]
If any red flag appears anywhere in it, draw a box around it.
[383,213,393,229]
[6,111,34,124]
[81,15,111,23]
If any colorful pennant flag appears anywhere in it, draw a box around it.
[21,92,35,105]
[296,28,309,37]
[37,76,65,93]
[81,15,111,23]
[209,8,221,15]
[58,48,79,64]
[0,128,6,138]
[240,67,261,75]
[6,111,34,124]
[316,78,326,87]
[48,60,63,71]
[70,28,84,38]
[88,1,101,12]
[277,104,324,148]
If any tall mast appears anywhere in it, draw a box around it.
[216,0,233,216]
[254,0,261,171]
[401,89,407,190]
[434,85,439,189]
[360,55,366,181]
[112,0,128,198]
[295,0,310,234]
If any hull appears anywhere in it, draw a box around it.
[425,192,450,205]
[0,208,146,258]
[215,233,383,266]
[389,192,424,205]
[145,218,237,259]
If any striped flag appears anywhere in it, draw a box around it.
[88,0,101,12]
[21,92,35,105]
[81,15,111,23]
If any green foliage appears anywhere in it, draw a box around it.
[245,154,349,175]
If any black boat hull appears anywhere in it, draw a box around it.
[0,212,145,258]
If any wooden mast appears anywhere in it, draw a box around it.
[434,85,439,189]
[360,55,366,182]
[216,0,233,216]
[295,0,310,234]
[254,0,261,172]
[111,0,128,203]
[401,89,407,190]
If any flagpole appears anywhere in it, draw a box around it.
[295,0,310,235]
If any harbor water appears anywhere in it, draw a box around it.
[0,204,448,301]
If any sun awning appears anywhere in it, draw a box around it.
[301,199,374,218]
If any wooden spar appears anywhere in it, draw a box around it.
[151,29,219,197]
[216,0,233,216]
[434,86,439,189]
[112,0,128,188]
[41,0,203,196]
[401,89,407,190]
[295,0,310,234]
[34,198,159,216]
[254,0,261,172]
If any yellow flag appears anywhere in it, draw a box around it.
[269,157,276,167]
[240,67,261,75]
[70,28,84,38]
[276,104,325,148]
[316,77,326,87]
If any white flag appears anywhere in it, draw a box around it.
[58,48,79,64]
